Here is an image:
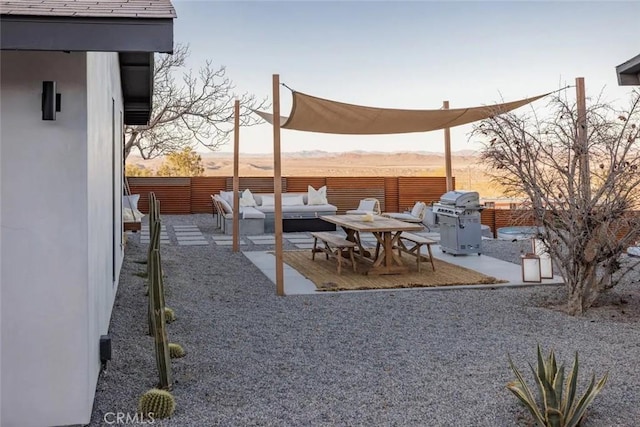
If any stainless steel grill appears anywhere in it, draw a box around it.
[433,190,484,255]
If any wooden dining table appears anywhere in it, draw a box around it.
[320,215,424,275]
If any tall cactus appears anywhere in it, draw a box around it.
[149,248,172,390]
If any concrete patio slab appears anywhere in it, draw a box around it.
[176,235,208,241]
[211,235,234,241]
[215,240,246,246]
[249,238,276,245]
[243,251,316,295]
[178,240,209,246]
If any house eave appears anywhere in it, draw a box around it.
[120,52,155,125]
[616,53,640,86]
[0,14,173,125]
[0,15,173,53]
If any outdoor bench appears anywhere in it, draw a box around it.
[310,232,357,275]
[395,232,437,272]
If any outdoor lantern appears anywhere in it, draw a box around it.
[532,238,554,279]
[539,256,554,279]
[521,253,542,283]
[42,81,61,120]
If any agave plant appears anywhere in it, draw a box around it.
[507,345,608,427]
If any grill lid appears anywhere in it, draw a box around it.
[438,190,480,207]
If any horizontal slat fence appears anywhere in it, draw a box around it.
[128,177,191,214]
[495,209,535,230]
[326,177,386,214]
[397,177,451,211]
[286,177,327,193]
[127,176,451,216]
[191,177,227,214]
[224,177,287,193]
[384,177,399,213]
[127,176,639,242]
[480,209,496,236]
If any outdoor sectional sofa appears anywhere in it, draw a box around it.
[214,187,338,234]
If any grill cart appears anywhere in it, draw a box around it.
[433,190,484,255]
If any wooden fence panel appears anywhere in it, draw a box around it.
[224,177,287,193]
[397,177,451,211]
[384,177,399,214]
[127,177,191,214]
[326,177,386,214]
[494,209,535,231]
[191,177,227,214]
[286,177,327,193]
[481,209,496,236]
[325,177,385,189]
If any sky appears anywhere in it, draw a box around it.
[170,0,640,154]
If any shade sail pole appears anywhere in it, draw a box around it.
[273,74,284,296]
[232,99,240,252]
[576,77,590,203]
[443,100,453,191]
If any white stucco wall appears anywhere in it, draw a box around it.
[86,50,125,412]
[1,50,125,427]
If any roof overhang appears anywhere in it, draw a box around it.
[1,14,173,125]
[119,52,154,125]
[0,15,173,52]
[616,53,640,86]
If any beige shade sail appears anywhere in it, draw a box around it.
[256,91,549,135]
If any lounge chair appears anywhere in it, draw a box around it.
[345,198,381,215]
[382,201,427,225]
[211,194,227,229]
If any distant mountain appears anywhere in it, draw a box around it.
[207,149,480,157]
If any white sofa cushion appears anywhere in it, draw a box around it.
[385,212,422,223]
[220,190,236,205]
[241,206,266,219]
[123,207,144,222]
[217,196,233,214]
[260,195,275,206]
[282,195,305,206]
[307,185,328,205]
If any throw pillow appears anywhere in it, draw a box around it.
[123,194,140,210]
[411,202,426,218]
[261,195,275,206]
[282,195,305,206]
[239,189,256,207]
[307,185,328,205]
[217,197,233,214]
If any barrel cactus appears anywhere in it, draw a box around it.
[138,388,175,420]
[169,343,185,359]
[164,307,176,323]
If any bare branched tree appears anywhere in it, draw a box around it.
[473,89,640,315]
[124,43,269,160]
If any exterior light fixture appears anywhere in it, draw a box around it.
[42,81,61,120]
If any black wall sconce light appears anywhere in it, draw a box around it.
[42,81,61,120]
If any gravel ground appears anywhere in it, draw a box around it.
[89,214,640,426]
